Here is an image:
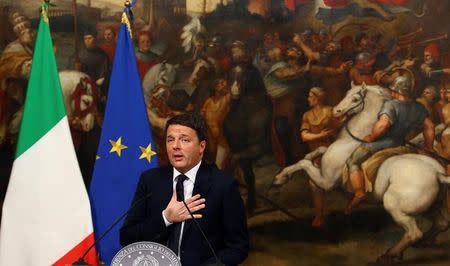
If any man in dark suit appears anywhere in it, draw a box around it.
[120,113,249,265]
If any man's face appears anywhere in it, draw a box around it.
[267,48,280,62]
[360,37,370,49]
[422,87,436,102]
[440,87,447,101]
[445,89,450,102]
[83,35,96,49]
[263,34,273,47]
[166,124,206,173]
[104,29,115,43]
[424,51,434,65]
[138,34,152,53]
[273,32,280,41]
[19,29,35,46]
[391,90,403,99]
[193,39,205,51]
[356,57,375,73]
[231,47,245,63]
[214,79,228,96]
[286,47,300,60]
[325,42,337,54]
[307,92,320,107]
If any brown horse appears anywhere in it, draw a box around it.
[223,62,273,213]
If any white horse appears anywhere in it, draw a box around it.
[141,59,213,111]
[272,83,450,262]
[142,61,178,106]
[59,70,100,132]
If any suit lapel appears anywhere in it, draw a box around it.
[162,166,174,202]
[183,162,213,237]
[192,162,213,197]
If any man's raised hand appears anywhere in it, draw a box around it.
[163,191,206,223]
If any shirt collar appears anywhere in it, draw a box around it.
[172,160,202,183]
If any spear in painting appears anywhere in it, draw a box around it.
[72,0,80,70]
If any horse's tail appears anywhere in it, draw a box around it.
[438,173,450,185]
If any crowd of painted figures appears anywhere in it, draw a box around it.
[1,12,449,208]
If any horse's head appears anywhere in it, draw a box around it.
[80,77,95,96]
[142,62,178,104]
[69,77,96,112]
[189,58,212,86]
[333,83,368,117]
[333,83,391,117]
[156,61,177,87]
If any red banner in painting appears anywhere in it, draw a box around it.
[284,0,309,11]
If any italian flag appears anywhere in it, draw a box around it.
[0,3,97,266]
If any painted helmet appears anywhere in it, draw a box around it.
[355,52,372,64]
[390,75,412,96]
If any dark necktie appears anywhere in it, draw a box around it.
[176,174,187,201]
[168,174,188,255]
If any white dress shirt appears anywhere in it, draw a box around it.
[162,160,201,255]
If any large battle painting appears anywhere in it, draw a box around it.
[1,0,450,265]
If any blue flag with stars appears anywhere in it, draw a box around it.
[89,10,158,265]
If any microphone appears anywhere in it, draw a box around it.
[181,199,224,266]
[72,193,152,265]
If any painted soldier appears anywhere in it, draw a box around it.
[205,35,232,75]
[345,76,434,214]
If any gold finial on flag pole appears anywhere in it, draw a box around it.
[41,0,50,24]
[122,0,133,38]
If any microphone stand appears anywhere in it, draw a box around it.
[181,200,224,266]
[72,193,152,265]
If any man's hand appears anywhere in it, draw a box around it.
[338,61,353,72]
[363,134,374,143]
[401,57,417,69]
[318,128,334,139]
[163,191,205,223]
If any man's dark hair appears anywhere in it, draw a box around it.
[165,113,208,142]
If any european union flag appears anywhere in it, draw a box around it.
[89,10,158,264]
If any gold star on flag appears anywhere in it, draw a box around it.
[109,137,128,157]
[96,155,100,160]
[139,143,157,163]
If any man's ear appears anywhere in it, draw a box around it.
[200,140,206,153]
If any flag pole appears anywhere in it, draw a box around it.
[72,0,80,70]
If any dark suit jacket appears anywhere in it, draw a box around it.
[120,162,249,266]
